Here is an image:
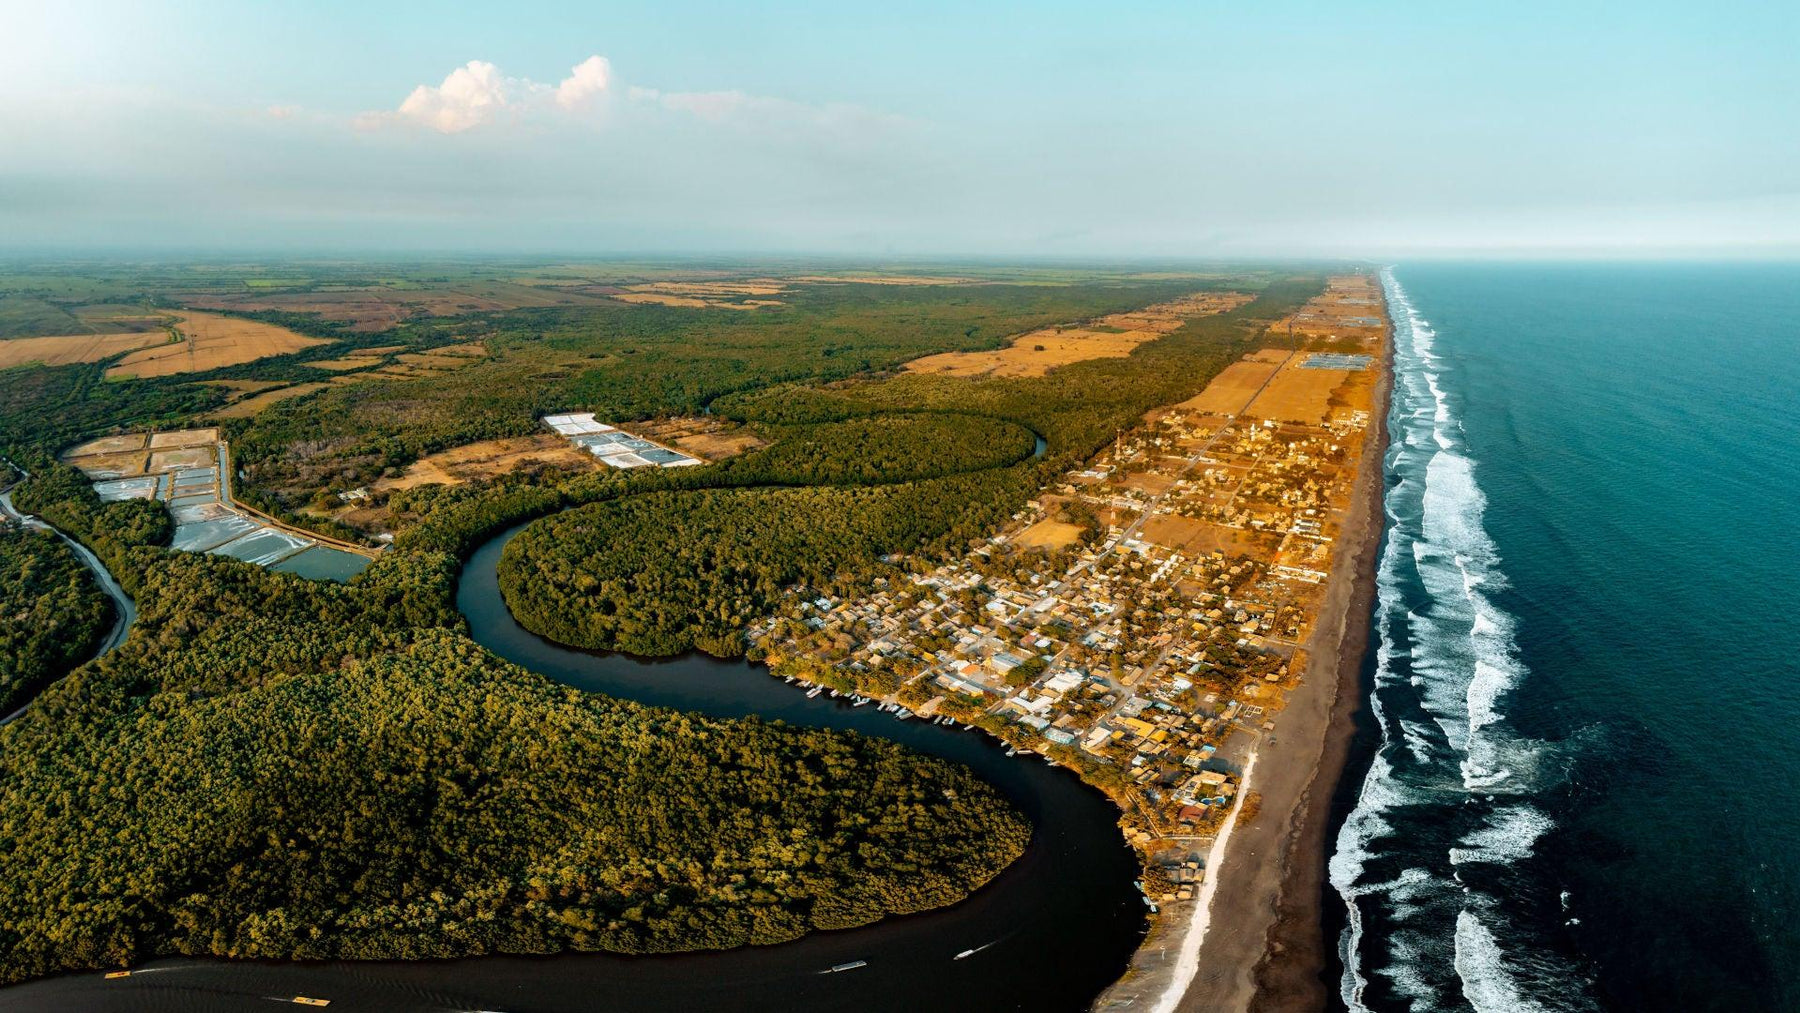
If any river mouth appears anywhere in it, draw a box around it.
[0,510,1147,1013]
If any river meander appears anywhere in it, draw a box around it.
[2,506,1148,1013]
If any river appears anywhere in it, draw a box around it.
[0,490,136,725]
[0,507,1149,1012]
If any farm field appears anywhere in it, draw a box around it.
[106,311,330,379]
[1241,355,1357,424]
[1173,349,1289,414]
[0,330,171,369]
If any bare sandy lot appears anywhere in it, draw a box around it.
[63,433,148,457]
[147,447,215,472]
[1140,513,1282,557]
[107,311,330,379]
[0,331,172,370]
[903,291,1251,379]
[149,427,219,449]
[373,435,600,492]
[64,450,148,479]
[211,382,331,418]
[1015,518,1085,550]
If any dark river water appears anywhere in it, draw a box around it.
[2,513,1146,1012]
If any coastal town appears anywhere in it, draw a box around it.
[753,273,1385,905]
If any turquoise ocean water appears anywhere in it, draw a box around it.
[1330,263,1800,1012]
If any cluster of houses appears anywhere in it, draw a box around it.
[752,277,1381,899]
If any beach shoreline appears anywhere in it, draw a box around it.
[1242,317,1390,1013]
[1095,282,1392,1013]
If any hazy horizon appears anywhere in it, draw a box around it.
[4,0,1795,259]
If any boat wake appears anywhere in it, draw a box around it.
[1328,269,1597,1012]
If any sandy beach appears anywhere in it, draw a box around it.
[1096,300,1392,1013]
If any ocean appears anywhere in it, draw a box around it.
[1329,263,1800,1012]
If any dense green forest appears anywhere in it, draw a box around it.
[223,280,1198,509]
[0,528,1027,984]
[0,523,112,714]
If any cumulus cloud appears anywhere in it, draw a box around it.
[555,55,612,109]
[392,60,512,133]
[361,56,611,133]
[358,55,895,141]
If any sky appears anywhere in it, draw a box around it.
[1,0,1795,258]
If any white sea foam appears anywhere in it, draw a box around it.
[1333,268,1589,1012]
[1451,804,1555,866]
[1455,910,1553,1013]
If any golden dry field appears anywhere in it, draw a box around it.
[0,330,172,370]
[106,311,330,379]
[1174,355,1286,414]
[1243,361,1354,424]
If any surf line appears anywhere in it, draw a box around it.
[1146,747,1260,1013]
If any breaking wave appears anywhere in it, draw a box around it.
[1328,268,1596,1012]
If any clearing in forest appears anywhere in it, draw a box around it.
[106,311,330,379]
[372,435,601,492]
[902,291,1252,379]
[631,417,767,461]
[211,382,331,419]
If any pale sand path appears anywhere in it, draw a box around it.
[1147,748,1261,1013]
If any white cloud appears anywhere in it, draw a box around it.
[362,56,892,138]
[391,60,511,133]
[361,56,618,133]
[555,56,612,109]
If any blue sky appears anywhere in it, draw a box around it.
[2,0,1795,257]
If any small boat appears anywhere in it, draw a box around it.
[806,687,823,699]
[954,948,977,960]
[829,689,840,698]
[1044,756,1057,765]
[1005,748,1017,757]
[852,696,871,707]
[783,675,795,684]
[824,960,868,973]
[895,708,913,720]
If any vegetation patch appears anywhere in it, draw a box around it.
[0,524,113,714]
